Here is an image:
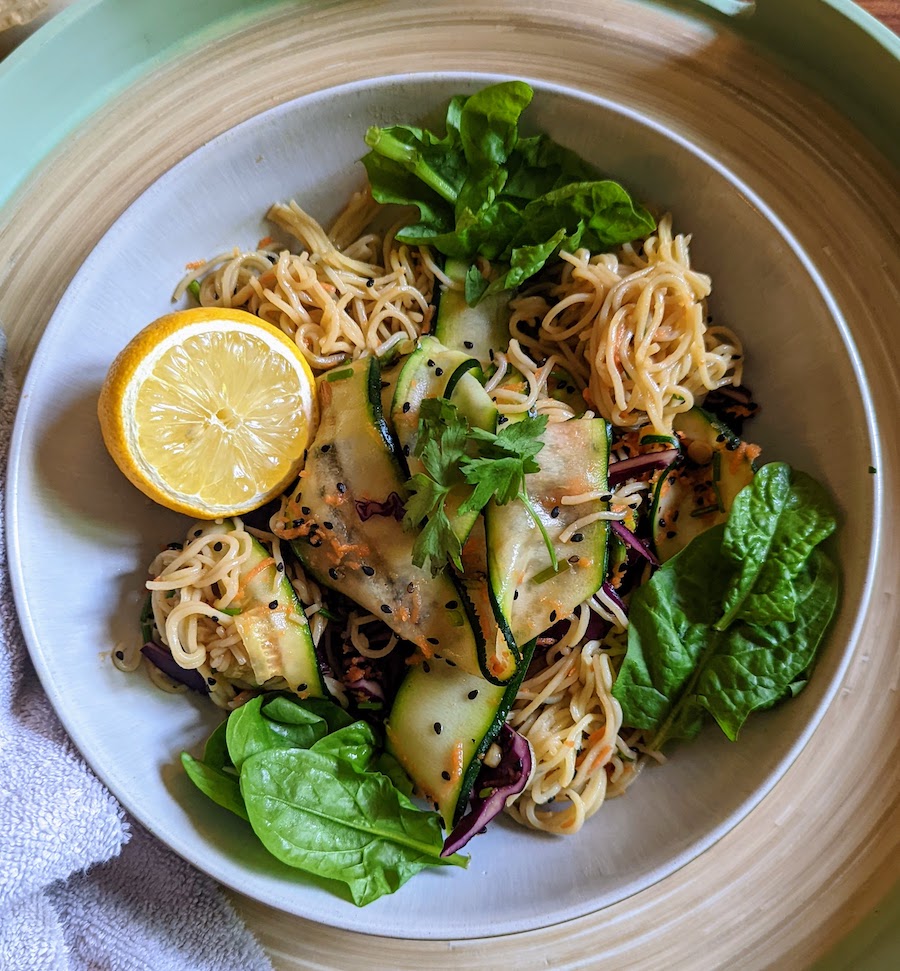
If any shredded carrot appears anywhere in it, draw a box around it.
[564,739,576,749]
[320,282,337,293]
[257,270,277,287]
[184,259,205,270]
[450,742,465,783]
[235,557,275,599]
[257,236,275,248]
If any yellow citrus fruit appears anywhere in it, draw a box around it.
[98,307,317,518]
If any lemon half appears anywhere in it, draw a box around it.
[98,308,317,518]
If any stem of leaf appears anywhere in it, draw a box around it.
[367,131,459,204]
[519,491,558,571]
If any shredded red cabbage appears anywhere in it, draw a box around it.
[611,520,658,566]
[441,724,532,857]
[354,492,405,522]
[607,448,679,486]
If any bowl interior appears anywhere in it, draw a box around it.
[8,73,874,938]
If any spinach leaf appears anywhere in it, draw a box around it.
[716,463,838,629]
[362,81,654,303]
[261,694,354,733]
[613,465,840,748]
[181,752,248,821]
[694,549,838,740]
[202,719,232,769]
[226,696,329,768]
[612,526,729,739]
[373,751,416,798]
[240,749,466,907]
[310,721,378,770]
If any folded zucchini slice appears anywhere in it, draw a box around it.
[486,416,611,648]
[433,258,511,369]
[651,407,758,562]
[385,639,536,830]
[283,356,509,682]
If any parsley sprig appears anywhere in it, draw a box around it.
[403,399,557,574]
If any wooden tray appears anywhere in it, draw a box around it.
[1,2,897,967]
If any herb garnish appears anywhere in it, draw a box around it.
[403,399,556,574]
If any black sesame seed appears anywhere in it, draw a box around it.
[434,653,442,660]
[363,565,375,576]
[445,600,458,609]
[380,380,389,389]
[328,567,339,580]
[658,518,667,528]
[298,683,307,691]
[402,401,411,413]
[427,637,440,645]
[403,443,411,457]
[193,529,203,537]
[666,530,677,539]
[435,367,444,376]
[497,415,509,425]
[446,659,456,667]
[550,610,557,622]
[381,604,392,614]
[441,770,451,781]
[571,532,584,543]
[366,278,375,287]
[115,650,125,660]
[407,582,415,593]
[467,689,479,700]
[423,661,431,673]
[166,542,183,550]
[337,482,346,494]
[321,444,332,453]
[301,506,311,515]
[269,600,278,609]
[433,722,442,735]
[569,554,580,564]
[276,562,284,573]
[550,506,560,519]
[514,590,519,600]
[726,440,740,451]
[211,616,220,624]
[213,542,223,551]
[600,493,612,502]
[479,827,488,835]
[489,348,495,361]
[672,511,680,522]
[463,340,474,349]
[323,521,334,530]
[716,433,726,443]
[426,359,435,368]
[207,677,216,685]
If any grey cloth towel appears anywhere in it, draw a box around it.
[0,338,274,971]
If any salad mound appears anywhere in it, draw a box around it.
[106,81,839,905]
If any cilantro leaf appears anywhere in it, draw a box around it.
[402,398,470,575]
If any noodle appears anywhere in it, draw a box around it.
[173,190,437,371]
[510,215,742,436]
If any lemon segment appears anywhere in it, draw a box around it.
[98,308,317,518]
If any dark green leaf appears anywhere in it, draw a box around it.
[226,696,328,769]
[203,719,232,770]
[373,751,416,798]
[240,749,466,907]
[716,462,838,629]
[261,694,354,733]
[181,752,248,821]
[458,79,532,167]
[310,721,378,769]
